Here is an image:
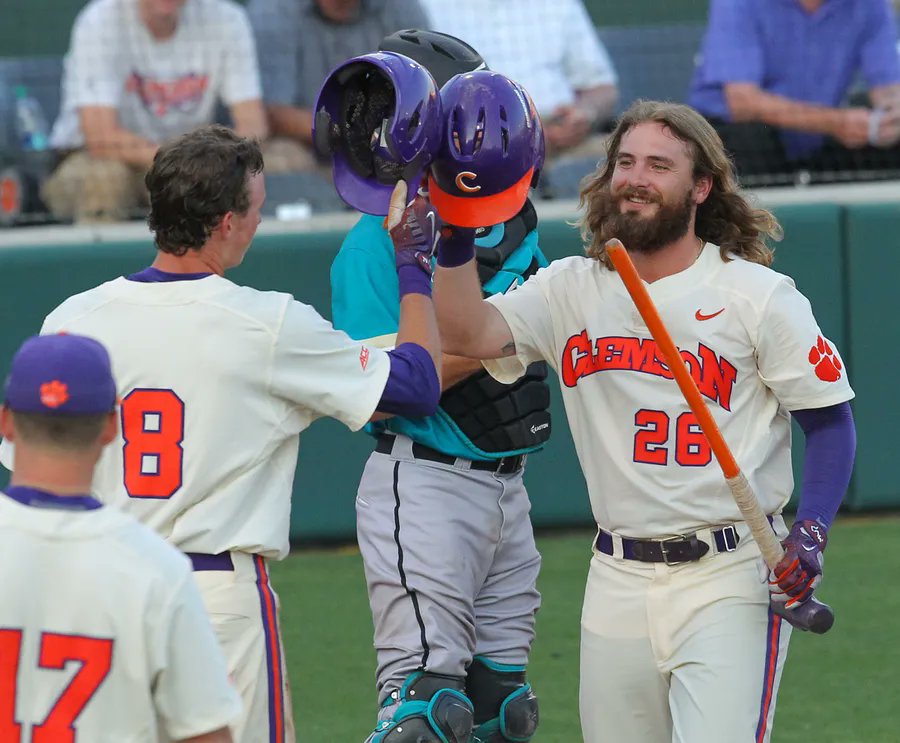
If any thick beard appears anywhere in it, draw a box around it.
[598,187,695,255]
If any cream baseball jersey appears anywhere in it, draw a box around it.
[0,275,390,558]
[0,490,241,740]
[485,243,854,537]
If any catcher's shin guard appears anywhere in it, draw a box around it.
[466,657,539,743]
[365,671,474,743]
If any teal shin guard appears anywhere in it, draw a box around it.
[366,672,474,743]
[466,657,539,743]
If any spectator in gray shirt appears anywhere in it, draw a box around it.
[247,0,430,173]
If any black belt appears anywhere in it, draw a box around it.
[186,552,234,571]
[376,434,526,475]
[595,525,740,565]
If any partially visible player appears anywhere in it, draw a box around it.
[0,125,442,743]
[0,333,240,742]
[330,36,549,743]
[432,100,856,742]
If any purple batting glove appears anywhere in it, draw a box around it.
[769,519,827,608]
[387,181,439,276]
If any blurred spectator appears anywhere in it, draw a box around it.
[690,0,900,184]
[43,0,267,223]
[247,0,429,173]
[421,0,618,162]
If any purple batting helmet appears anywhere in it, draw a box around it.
[313,51,442,216]
[428,71,544,228]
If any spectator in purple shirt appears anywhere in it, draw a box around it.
[689,0,900,184]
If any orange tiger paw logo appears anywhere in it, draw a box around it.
[40,380,69,408]
[808,336,842,382]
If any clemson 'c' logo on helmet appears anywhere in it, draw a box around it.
[455,171,481,193]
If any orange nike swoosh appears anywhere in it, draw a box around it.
[695,308,725,321]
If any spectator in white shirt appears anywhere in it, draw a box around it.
[421,0,618,161]
[43,0,268,223]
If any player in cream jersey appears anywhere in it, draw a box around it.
[0,333,239,742]
[1,127,443,743]
[8,274,391,560]
[483,241,853,536]
[433,102,856,742]
[0,496,240,742]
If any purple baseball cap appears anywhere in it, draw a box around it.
[4,334,117,415]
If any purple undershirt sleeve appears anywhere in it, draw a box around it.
[436,228,476,268]
[397,264,432,298]
[377,342,440,418]
[791,401,856,530]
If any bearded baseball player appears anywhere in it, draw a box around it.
[0,125,444,742]
[0,334,240,742]
[432,100,856,742]
[328,33,549,743]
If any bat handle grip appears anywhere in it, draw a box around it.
[771,596,835,634]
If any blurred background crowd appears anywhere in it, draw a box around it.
[2,0,900,226]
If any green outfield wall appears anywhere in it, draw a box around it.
[0,200,893,541]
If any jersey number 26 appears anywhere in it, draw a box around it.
[633,409,712,467]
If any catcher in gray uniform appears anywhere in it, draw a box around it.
[324,30,551,743]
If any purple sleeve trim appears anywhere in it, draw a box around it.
[397,264,432,298]
[791,401,856,530]
[128,267,213,282]
[377,342,440,418]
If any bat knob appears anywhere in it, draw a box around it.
[771,596,835,634]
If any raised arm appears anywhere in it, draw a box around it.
[366,181,444,420]
[433,229,517,360]
[388,182,442,379]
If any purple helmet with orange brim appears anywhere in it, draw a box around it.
[428,71,544,228]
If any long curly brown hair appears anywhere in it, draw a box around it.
[577,101,781,268]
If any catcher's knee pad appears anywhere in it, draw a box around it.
[466,656,539,743]
[365,671,474,743]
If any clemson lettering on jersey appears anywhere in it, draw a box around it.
[561,332,738,411]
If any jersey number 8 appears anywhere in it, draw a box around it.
[120,388,185,499]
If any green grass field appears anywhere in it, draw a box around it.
[272,515,900,742]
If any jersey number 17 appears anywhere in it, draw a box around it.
[0,630,113,742]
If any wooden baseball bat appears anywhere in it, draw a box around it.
[605,239,834,634]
